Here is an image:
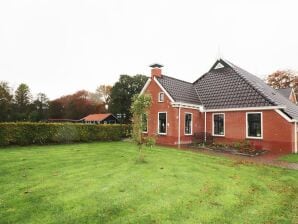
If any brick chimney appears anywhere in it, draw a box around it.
[150,63,163,78]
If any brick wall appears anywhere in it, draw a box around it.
[206,110,294,153]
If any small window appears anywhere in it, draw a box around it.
[158,92,165,102]
[142,114,148,133]
[213,113,224,136]
[185,113,192,135]
[214,62,224,69]
[247,113,262,138]
[158,112,167,134]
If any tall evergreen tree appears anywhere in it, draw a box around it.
[0,81,13,121]
[14,83,32,120]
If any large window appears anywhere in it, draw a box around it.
[142,114,148,133]
[185,113,192,135]
[158,112,167,134]
[247,112,262,138]
[213,113,224,136]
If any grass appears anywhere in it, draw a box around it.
[279,154,298,163]
[0,142,297,224]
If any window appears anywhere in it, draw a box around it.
[158,92,164,102]
[246,112,262,138]
[158,112,167,134]
[214,62,224,69]
[213,113,224,136]
[142,114,148,133]
[185,113,192,135]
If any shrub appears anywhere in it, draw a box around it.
[0,122,131,146]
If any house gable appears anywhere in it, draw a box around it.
[141,59,298,122]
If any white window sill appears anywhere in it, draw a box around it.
[212,134,225,137]
[246,136,263,140]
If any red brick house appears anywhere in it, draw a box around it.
[140,59,298,153]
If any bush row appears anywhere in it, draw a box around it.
[0,123,131,146]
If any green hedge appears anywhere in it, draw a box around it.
[0,123,131,146]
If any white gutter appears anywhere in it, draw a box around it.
[172,102,204,111]
[295,122,297,153]
[204,111,207,145]
[203,106,286,112]
[178,105,181,146]
[274,109,295,123]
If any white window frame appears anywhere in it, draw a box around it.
[158,92,165,102]
[184,112,193,135]
[212,113,225,136]
[142,114,148,134]
[158,112,167,135]
[246,112,263,139]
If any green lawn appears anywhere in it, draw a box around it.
[280,154,298,163]
[0,142,297,224]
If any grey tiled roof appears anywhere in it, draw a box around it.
[155,59,298,120]
[193,64,273,109]
[276,88,292,99]
[225,60,298,120]
[156,75,201,104]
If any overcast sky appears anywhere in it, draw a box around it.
[1,0,298,100]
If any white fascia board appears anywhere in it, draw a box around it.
[139,78,151,95]
[274,109,295,122]
[153,77,175,102]
[171,102,203,111]
[203,106,286,112]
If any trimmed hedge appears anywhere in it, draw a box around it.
[0,123,131,146]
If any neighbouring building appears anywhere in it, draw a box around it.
[276,87,297,104]
[140,59,298,153]
[81,113,118,124]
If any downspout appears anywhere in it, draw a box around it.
[204,111,207,145]
[178,106,181,147]
[295,122,297,153]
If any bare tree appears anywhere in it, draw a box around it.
[266,70,298,89]
[96,85,112,104]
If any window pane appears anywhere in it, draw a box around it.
[185,113,192,134]
[142,114,148,132]
[247,113,261,137]
[213,114,224,135]
[159,113,166,134]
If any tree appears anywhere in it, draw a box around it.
[49,99,64,118]
[96,85,112,104]
[266,70,298,89]
[30,93,49,121]
[109,74,148,123]
[0,81,13,121]
[14,83,32,120]
[48,90,106,120]
[131,94,153,162]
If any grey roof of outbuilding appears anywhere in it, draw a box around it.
[276,88,292,99]
[155,59,298,120]
[156,75,201,104]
